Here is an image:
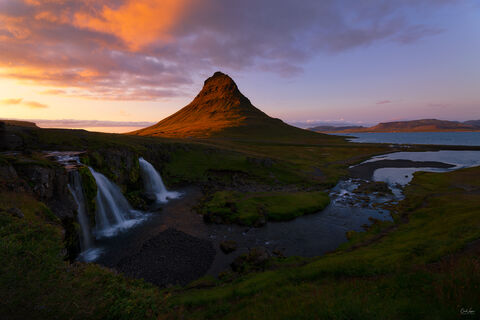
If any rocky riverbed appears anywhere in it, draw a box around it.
[115,228,215,286]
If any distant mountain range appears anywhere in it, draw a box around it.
[309,119,480,133]
[0,120,38,128]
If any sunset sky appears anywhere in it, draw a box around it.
[0,0,479,132]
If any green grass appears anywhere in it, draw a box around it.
[200,191,330,225]
[4,126,480,319]
[1,162,479,319]
[11,125,393,190]
[162,166,480,319]
[0,192,164,320]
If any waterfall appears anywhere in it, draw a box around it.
[68,171,93,250]
[138,157,181,203]
[68,169,102,262]
[88,167,144,237]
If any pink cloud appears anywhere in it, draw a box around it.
[0,0,457,100]
[376,100,392,105]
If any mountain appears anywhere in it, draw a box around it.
[326,119,480,133]
[464,120,480,128]
[309,125,365,133]
[131,72,325,140]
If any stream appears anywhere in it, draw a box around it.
[48,149,480,285]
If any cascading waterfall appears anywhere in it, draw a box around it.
[68,171,93,251]
[88,167,144,237]
[138,157,181,203]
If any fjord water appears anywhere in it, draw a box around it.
[367,150,480,185]
[138,157,181,203]
[88,167,145,238]
[337,131,480,146]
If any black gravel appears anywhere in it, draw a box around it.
[115,228,215,287]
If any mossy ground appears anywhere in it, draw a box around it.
[15,126,392,190]
[2,165,479,319]
[200,191,330,225]
[163,166,480,319]
[12,126,393,226]
[0,192,163,320]
[3,126,480,319]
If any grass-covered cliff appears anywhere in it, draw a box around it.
[2,122,393,227]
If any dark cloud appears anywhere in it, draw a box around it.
[0,0,458,100]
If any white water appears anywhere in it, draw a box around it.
[88,167,145,238]
[138,157,181,203]
[68,171,94,250]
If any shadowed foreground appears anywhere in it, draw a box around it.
[1,165,479,319]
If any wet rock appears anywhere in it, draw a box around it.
[143,192,157,203]
[16,165,75,219]
[0,164,18,181]
[250,246,270,263]
[231,246,271,273]
[7,207,24,219]
[353,181,392,195]
[220,240,237,254]
[253,215,267,227]
[272,248,285,258]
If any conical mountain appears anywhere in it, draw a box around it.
[131,72,326,140]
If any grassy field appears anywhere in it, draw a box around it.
[200,190,330,225]
[12,125,392,187]
[1,162,479,319]
[162,166,480,319]
[8,125,393,225]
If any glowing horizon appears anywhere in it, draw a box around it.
[1,0,479,133]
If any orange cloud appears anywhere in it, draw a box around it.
[23,101,48,108]
[0,98,23,105]
[1,98,48,109]
[74,0,191,50]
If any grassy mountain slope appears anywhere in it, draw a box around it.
[130,72,332,142]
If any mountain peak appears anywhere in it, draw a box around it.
[198,71,243,101]
[204,71,235,87]
[130,72,317,139]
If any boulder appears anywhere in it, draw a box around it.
[220,240,237,254]
[231,246,270,272]
[7,207,24,219]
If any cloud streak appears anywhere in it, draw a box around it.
[376,100,392,105]
[0,98,48,108]
[0,118,156,128]
[0,0,458,100]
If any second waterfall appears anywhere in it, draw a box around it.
[139,157,181,203]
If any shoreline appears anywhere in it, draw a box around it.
[349,159,455,180]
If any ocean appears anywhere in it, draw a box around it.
[334,131,480,146]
